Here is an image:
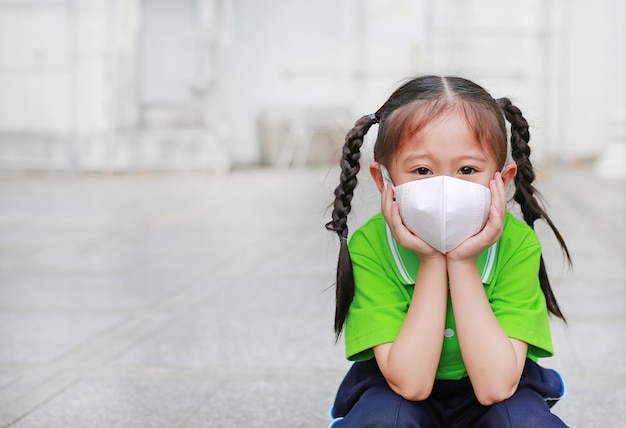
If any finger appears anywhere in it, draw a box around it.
[484,201,505,242]
[382,185,407,241]
[384,187,414,241]
[495,172,507,208]
[389,200,407,236]
[490,172,506,221]
[381,183,394,219]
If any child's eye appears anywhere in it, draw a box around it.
[415,167,432,175]
[458,166,476,175]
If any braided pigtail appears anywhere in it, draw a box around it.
[497,98,571,320]
[326,114,378,339]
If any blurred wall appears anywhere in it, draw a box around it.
[0,0,230,171]
[0,0,623,172]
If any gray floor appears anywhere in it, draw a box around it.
[0,164,623,427]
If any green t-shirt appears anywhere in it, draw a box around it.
[344,212,553,380]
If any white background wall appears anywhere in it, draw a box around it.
[0,0,623,172]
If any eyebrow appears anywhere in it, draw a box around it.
[453,154,488,163]
[401,153,431,164]
[401,152,488,165]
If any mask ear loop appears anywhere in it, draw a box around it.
[380,165,394,188]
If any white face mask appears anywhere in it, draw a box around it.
[381,166,491,253]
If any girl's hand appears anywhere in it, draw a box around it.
[381,183,443,260]
[447,172,507,263]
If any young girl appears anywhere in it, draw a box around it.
[325,75,570,427]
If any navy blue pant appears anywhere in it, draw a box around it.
[329,358,568,427]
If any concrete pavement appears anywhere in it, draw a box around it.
[0,164,623,427]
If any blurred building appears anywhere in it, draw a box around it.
[0,0,623,174]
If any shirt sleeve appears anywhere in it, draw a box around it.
[343,225,412,362]
[487,217,554,360]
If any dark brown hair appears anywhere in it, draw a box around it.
[326,75,570,339]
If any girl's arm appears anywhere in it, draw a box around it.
[447,260,528,405]
[373,256,448,401]
[447,172,527,405]
[373,183,449,401]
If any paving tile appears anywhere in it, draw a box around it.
[181,379,338,428]
[552,384,626,428]
[113,311,348,371]
[0,373,16,391]
[0,313,123,364]
[0,274,183,310]
[554,280,625,320]
[566,320,626,376]
[10,378,220,428]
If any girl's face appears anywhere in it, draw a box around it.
[385,112,510,188]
